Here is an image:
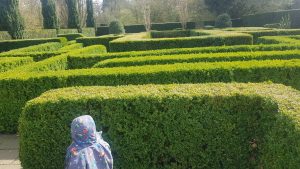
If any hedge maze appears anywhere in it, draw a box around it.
[1,28,300,169]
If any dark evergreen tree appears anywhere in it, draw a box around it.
[86,0,95,27]
[66,0,80,30]
[0,0,24,39]
[109,20,125,34]
[40,0,58,29]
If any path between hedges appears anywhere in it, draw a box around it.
[0,134,22,169]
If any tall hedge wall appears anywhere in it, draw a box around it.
[1,57,300,133]
[242,9,300,28]
[19,83,300,169]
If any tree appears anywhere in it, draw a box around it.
[86,0,95,27]
[56,0,69,28]
[142,0,151,31]
[66,0,80,30]
[204,0,235,15]
[176,0,189,29]
[40,0,58,29]
[19,0,43,29]
[0,0,25,39]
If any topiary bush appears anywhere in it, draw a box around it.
[109,20,125,35]
[19,83,300,169]
[215,13,232,28]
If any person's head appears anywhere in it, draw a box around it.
[71,115,97,146]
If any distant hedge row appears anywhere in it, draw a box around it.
[94,50,300,68]
[242,9,300,28]
[0,42,66,61]
[240,29,300,42]
[0,28,96,40]
[57,33,84,41]
[258,36,300,44]
[0,37,67,52]
[109,32,253,52]
[204,9,300,28]
[1,57,300,132]
[76,35,124,50]
[96,22,196,36]
[19,83,300,169]
[68,43,300,69]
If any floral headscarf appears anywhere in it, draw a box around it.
[65,115,113,169]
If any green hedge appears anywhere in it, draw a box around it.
[0,37,67,52]
[96,26,109,36]
[0,42,64,61]
[96,22,197,35]
[150,30,193,38]
[58,29,78,34]
[0,51,64,61]
[76,35,124,50]
[22,29,57,39]
[0,42,63,54]
[58,43,83,52]
[57,33,84,41]
[68,43,300,69]
[0,57,33,72]
[257,36,300,44]
[81,28,95,37]
[5,45,107,73]
[109,33,253,52]
[2,58,300,133]
[94,50,300,68]
[242,9,300,28]
[19,83,300,169]
[240,29,300,42]
[151,22,196,31]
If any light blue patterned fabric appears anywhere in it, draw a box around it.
[65,115,113,169]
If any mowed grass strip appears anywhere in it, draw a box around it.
[94,50,300,68]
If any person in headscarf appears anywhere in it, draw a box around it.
[65,115,113,169]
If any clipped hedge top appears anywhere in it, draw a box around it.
[70,43,300,61]
[0,57,33,72]
[30,83,300,105]
[0,57,33,63]
[0,42,63,55]
[2,59,300,80]
[0,37,67,43]
[94,50,300,68]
